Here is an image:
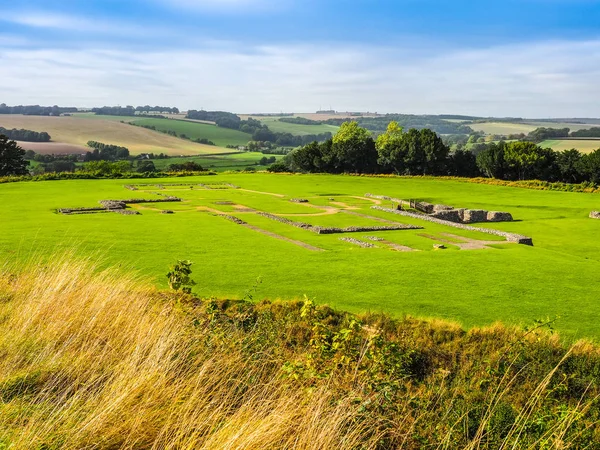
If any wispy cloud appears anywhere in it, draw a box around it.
[0,39,599,116]
[1,11,170,37]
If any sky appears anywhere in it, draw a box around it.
[1,0,600,117]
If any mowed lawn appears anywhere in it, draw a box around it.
[1,174,600,339]
[131,118,252,147]
[540,139,600,154]
[0,115,222,155]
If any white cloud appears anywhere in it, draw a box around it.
[0,39,599,117]
[2,11,170,37]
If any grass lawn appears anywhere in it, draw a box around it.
[1,174,600,340]
[130,118,252,147]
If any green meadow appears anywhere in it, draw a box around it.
[253,117,340,135]
[130,117,252,147]
[1,174,599,339]
[149,152,283,171]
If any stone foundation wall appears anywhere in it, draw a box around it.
[371,206,533,246]
[590,211,600,219]
[257,212,420,234]
[339,238,376,248]
[488,211,514,222]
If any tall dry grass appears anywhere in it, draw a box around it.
[0,256,599,448]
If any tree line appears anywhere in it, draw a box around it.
[186,110,333,145]
[84,141,130,161]
[321,114,474,135]
[92,106,179,116]
[0,127,51,142]
[276,121,600,184]
[0,104,78,116]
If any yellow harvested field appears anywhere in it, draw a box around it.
[469,121,599,136]
[0,115,227,155]
[540,139,600,154]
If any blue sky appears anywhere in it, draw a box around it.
[1,0,600,116]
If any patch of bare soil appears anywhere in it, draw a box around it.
[238,189,285,197]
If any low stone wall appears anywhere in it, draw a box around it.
[371,206,533,246]
[60,197,182,215]
[591,211,600,219]
[339,238,376,248]
[114,210,141,215]
[219,215,248,225]
[257,212,420,234]
[290,198,309,203]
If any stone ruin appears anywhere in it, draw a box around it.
[289,198,309,203]
[591,211,600,219]
[161,210,174,214]
[256,212,421,234]
[371,206,533,246]
[364,194,513,224]
[219,215,248,225]
[59,196,182,216]
[339,237,376,248]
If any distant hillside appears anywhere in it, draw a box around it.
[0,115,226,155]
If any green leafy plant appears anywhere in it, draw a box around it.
[166,260,196,294]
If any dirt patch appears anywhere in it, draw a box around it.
[352,196,382,205]
[238,189,285,197]
[330,201,360,210]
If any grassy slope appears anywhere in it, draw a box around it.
[251,117,340,136]
[2,259,598,448]
[540,139,600,153]
[130,118,252,147]
[469,121,598,135]
[1,174,600,339]
[0,115,223,156]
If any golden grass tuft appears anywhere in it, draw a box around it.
[0,256,599,448]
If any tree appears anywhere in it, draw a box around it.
[582,149,600,184]
[556,149,584,183]
[0,135,29,176]
[376,121,405,173]
[328,122,378,173]
[137,160,156,173]
[476,142,507,178]
[449,149,479,177]
[503,142,557,181]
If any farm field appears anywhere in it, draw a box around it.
[149,152,283,171]
[540,139,600,153]
[1,174,600,339]
[130,117,252,147]
[246,116,340,135]
[0,115,223,155]
[469,121,599,135]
